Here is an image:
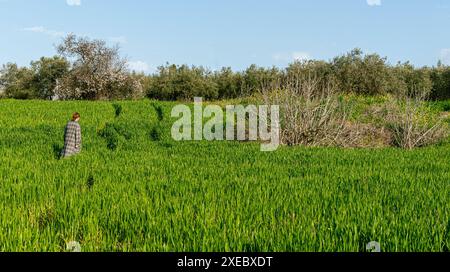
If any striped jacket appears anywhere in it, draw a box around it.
[61,121,82,158]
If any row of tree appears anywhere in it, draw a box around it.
[1,35,449,101]
[146,49,450,101]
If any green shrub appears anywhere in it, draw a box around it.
[152,103,164,121]
[149,125,162,141]
[331,48,391,95]
[86,175,95,190]
[98,123,120,150]
[112,103,122,118]
[430,65,450,100]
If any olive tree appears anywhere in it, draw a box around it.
[0,63,35,99]
[30,56,70,100]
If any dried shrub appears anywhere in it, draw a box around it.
[337,122,392,148]
[261,76,355,147]
[384,91,448,149]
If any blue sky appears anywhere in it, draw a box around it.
[1,0,450,73]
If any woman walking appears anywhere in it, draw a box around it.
[61,112,82,158]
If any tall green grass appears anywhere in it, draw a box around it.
[0,99,449,252]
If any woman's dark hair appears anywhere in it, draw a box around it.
[71,112,80,121]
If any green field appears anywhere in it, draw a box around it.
[0,99,449,252]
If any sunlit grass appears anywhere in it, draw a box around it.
[0,99,449,252]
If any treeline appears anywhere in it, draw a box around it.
[1,46,450,101]
[0,56,69,100]
[146,49,450,101]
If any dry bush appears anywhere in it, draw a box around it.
[384,90,448,149]
[259,76,448,149]
[335,122,392,148]
[261,76,358,147]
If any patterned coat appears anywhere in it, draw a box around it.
[61,121,82,158]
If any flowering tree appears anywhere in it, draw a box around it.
[55,34,142,100]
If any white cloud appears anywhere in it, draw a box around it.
[367,0,381,6]
[22,26,65,37]
[273,51,311,62]
[440,49,450,65]
[66,0,81,6]
[127,61,150,73]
